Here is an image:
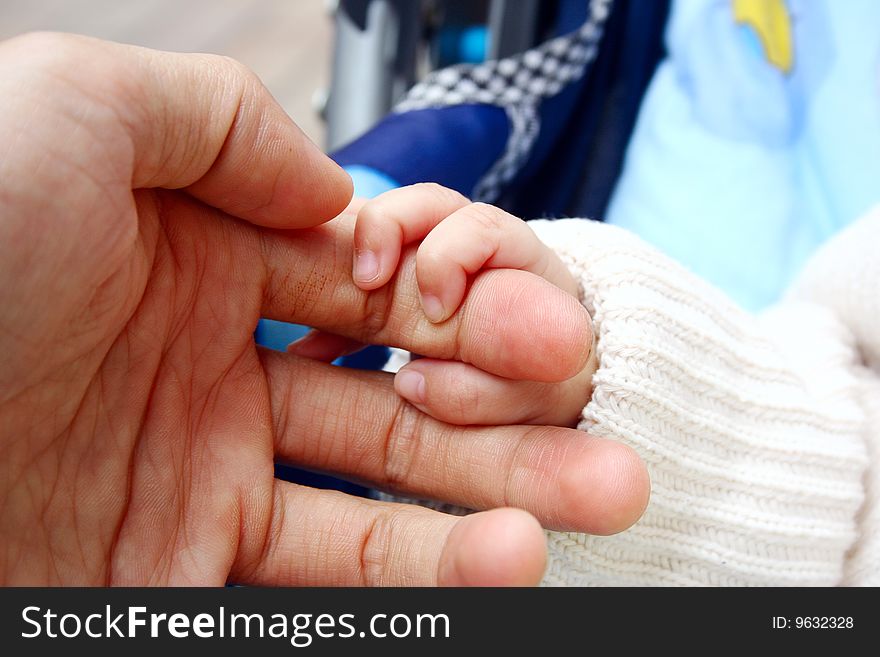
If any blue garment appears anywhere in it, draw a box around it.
[607,0,880,309]
[333,105,509,195]
[332,0,615,205]
[508,0,669,220]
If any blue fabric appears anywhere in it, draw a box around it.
[607,0,880,310]
[505,56,593,192]
[332,104,510,196]
[254,319,309,352]
[330,1,667,221]
[509,0,669,219]
[438,25,488,65]
[552,0,591,36]
[344,165,400,199]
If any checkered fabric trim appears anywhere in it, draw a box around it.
[394,0,611,202]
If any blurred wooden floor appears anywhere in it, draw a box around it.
[0,0,331,146]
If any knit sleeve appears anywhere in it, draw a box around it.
[785,208,880,585]
[528,215,877,586]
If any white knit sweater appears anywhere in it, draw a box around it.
[528,207,880,586]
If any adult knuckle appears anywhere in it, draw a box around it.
[358,511,396,586]
[453,373,483,420]
[379,398,425,492]
[503,425,558,506]
[358,281,396,340]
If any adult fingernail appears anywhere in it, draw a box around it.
[353,250,379,283]
[421,294,446,323]
[395,369,426,404]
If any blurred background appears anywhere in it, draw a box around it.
[0,0,332,145]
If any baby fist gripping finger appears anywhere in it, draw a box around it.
[415,201,578,323]
[352,183,578,323]
[352,183,471,289]
[263,216,593,383]
[349,184,593,425]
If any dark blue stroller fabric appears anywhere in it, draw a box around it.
[332,0,669,220]
[506,0,670,220]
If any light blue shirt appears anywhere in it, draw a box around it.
[607,0,880,309]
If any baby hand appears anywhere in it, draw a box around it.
[350,183,597,427]
[352,184,579,321]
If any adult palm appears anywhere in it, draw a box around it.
[0,34,647,586]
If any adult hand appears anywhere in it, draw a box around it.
[0,33,648,586]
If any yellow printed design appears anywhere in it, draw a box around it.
[732,0,794,73]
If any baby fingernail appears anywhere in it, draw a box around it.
[353,250,379,283]
[395,369,426,404]
[421,294,446,323]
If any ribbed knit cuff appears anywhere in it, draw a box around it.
[530,219,869,586]
[786,208,880,585]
